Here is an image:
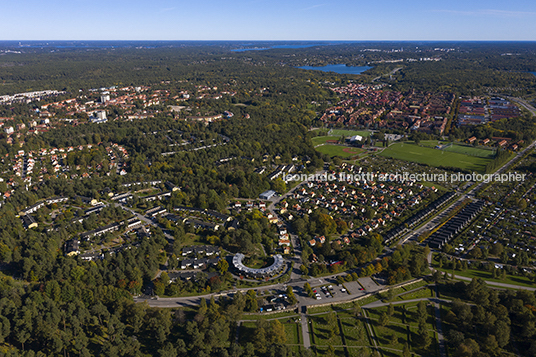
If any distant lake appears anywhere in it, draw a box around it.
[297,64,372,74]
[531,72,536,77]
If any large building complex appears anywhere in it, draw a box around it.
[232,253,285,278]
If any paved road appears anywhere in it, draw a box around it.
[113,202,175,241]
[300,313,311,348]
[362,309,379,351]
[508,96,536,116]
[136,274,386,308]
[362,297,452,309]
[448,274,536,291]
[372,67,402,83]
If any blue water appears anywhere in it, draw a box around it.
[297,64,372,75]
[531,72,536,77]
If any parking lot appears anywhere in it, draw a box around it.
[303,276,383,303]
[358,277,380,291]
[344,281,365,295]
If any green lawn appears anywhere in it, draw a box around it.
[418,140,495,158]
[309,314,344,346]
[175,233,205,249]
[357,294,381,307]
[367,306,406,326]
[434,266,536,288]
[444,143,496,158]
[316,144,363,158]
[379,141,494,172]
[242,311,298,320]
[400,280,429,292]
[328,129,371,138]
[368,303,435,327]
[373,323,408,352]
[284,322,301,344]
[307,302,356,314]
[378,286,406,302]
[314,346,346,357]
[311,135,341,146]
[432,254,536,288]
[340,317,369,346]
[365,303,439,356]
[243,256,273,269]
[397,287,434,301]
[307,305,335,314]
[347,347,373,357]
[408,327,440,357]
[238,319,301,345]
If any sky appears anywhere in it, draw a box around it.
[1,0,536,41]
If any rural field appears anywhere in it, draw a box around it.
[378,141,493,172]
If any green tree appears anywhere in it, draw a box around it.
[254,326,267,354]
[269,319,287,344]
[387,303,394,317]
[379,312,389,327]
[216,259,229,275]
[402,342,411,357]
[418,320,431,349]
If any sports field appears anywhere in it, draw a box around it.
[379,141,493,172]
[419,141,495,159]
[316,144,363,158]
[443,144,495,158]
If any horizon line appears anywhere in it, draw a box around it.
[2,39,536,42]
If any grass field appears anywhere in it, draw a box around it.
[431,253,536,288]
[309,314,344,346]
[433,265,536,288]
[311,135,340,146]
[419,140,496,159]
[366,304,439,356]
[379,141,494,172]
[444,144,495,158]
[340,317,369,346]
[315,144,363,158]
[284,323,302,344]
[238,319,301,345]
[327,129,371,137]
[397,287,434,301]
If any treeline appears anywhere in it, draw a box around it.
[0,273,312,357]
[439,278,536,356]
[485,149,511,173]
